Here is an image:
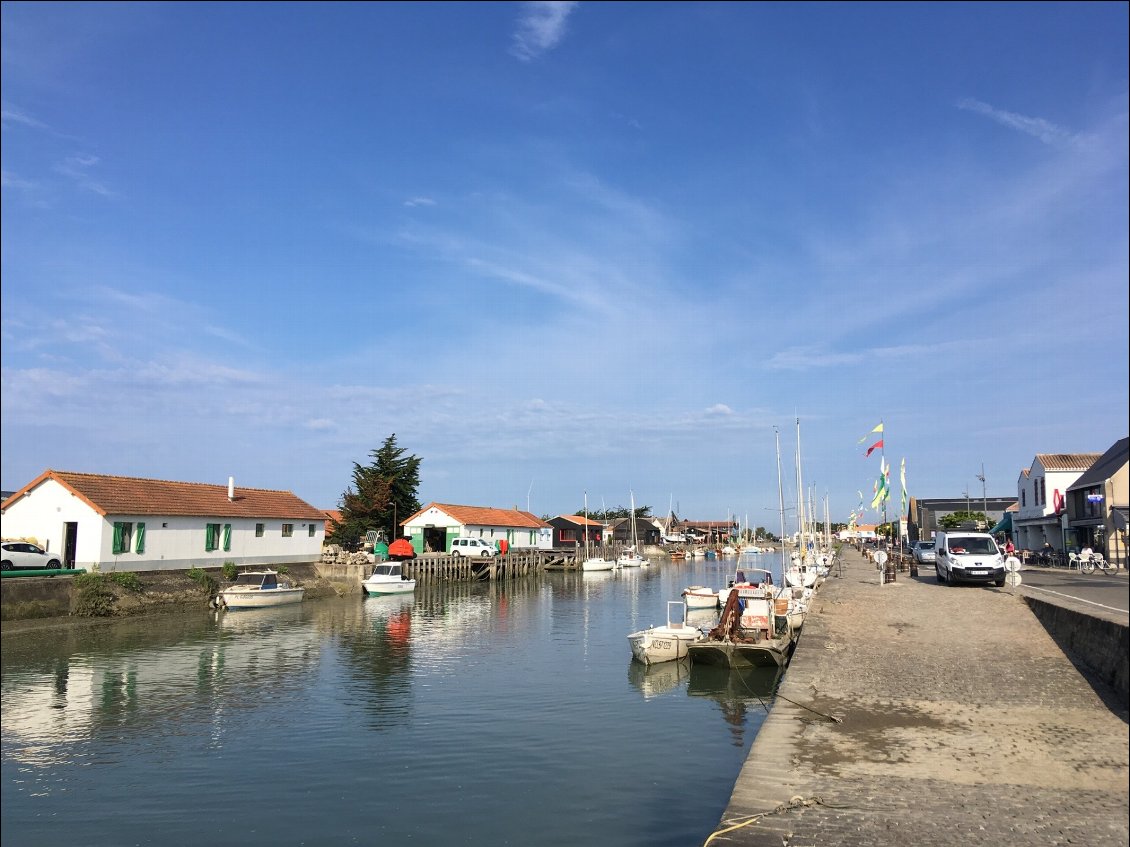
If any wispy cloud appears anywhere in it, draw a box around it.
[957,97,1082,148]
[1,104,48,130]
[511,1,578,62]
[404,196,436,208]
[53,154,113,196]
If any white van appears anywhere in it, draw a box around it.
[449,537,496,558]
[934,531,1005,586]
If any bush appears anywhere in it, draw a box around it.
[187,567,218,595]
[107,571,142,592]
[222,561,238,581]
[73,573,116,617]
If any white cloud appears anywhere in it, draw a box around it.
[511,1,578,62]
[957,97,1082,148]
[404,196,436,207]
[705,404,734,416]
[53,153,113,196]
[1,104,47,129]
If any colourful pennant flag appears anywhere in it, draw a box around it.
[864,439,884,457]
[900,458,907,515]
[857,421,884,444]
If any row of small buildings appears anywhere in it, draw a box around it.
[905,437,1129,567]
[0,469,712,574]
[4,436,1125,573]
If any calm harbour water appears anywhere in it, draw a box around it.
[1,554,787,847]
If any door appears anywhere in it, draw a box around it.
[62,522,78,569]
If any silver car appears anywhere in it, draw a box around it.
[1,541,63,570]
[913,541,936,563]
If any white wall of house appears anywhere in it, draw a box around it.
[403,506,552,550]
[1016,461,1084,521]
[1014,461,1086,551]
[1,479,323,572]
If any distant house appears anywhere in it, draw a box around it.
[401,503,552,554]
[322,509,343,539]
[545,514,605,550]
[1012,452,1101,553]
[1065,437,1128,566]
[607,517,662,547]
[0,470,325,573]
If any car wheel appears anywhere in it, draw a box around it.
[994,578,1006,587]
[1,560,12,571]
[935,565,943,584]
[452,550,462,557]
[47,560,61,569]
[481,550,492,557]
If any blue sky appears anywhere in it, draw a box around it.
[2,2,1127,529]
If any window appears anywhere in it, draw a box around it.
[255,523,265,537]
[559,529,577,542]
[1021,491,1026,507]
[282,524,294,538]
[205,523,221,552]
[113,522,133,555]
[308,524,316,537]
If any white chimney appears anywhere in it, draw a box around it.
[228,477,235,501]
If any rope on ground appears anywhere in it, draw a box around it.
[773,692,843,723]
[702,796,839,846]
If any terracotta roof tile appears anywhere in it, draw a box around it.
[3,470,325,520]
[1035,453,1102,472]
[554,514,604,528]
[405,503,550,529]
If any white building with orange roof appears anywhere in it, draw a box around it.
[0,470,325,572]
[401,502,552,554]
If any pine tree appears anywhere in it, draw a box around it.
[331,434,422,546]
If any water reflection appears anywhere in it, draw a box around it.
[627,658,691,699]
[1,607,323,771]
[687,664,782,747]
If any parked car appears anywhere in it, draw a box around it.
[449,537,496,557]
[934,531,1005,586]
[1,541,62,570]
[913,541,936,563]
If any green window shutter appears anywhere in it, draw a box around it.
[136,523,146,554]
[223,524,232,552]
[205,525,215,552]
[112,523,124,554]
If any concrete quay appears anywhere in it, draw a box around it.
[710,546,1129,846]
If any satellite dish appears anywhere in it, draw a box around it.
[1004,556,1022,573]
[1005,571,1022,588]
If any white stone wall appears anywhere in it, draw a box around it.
[1,478,324,572]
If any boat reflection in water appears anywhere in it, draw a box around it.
[687,663,783,747]
[626,657,691,699]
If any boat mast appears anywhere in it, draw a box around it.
[775,426,786,548]
[795,416,806,558]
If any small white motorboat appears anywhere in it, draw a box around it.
[219,570,305,609]
[627,600,706,665]
[682,585,720,610]
[361,561,417,595]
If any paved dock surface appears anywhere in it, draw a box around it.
[710,547,1129,846]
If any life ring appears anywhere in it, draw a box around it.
[1052,489,1064,513]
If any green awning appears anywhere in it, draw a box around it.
[989,512,1013,534]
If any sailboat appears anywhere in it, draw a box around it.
[581,492,614,572]
[661,494,686,545]
[785,418,819,589]
[617,490,650,568]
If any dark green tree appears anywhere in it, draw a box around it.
[332,434,422,546]
[939,511,989,530]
